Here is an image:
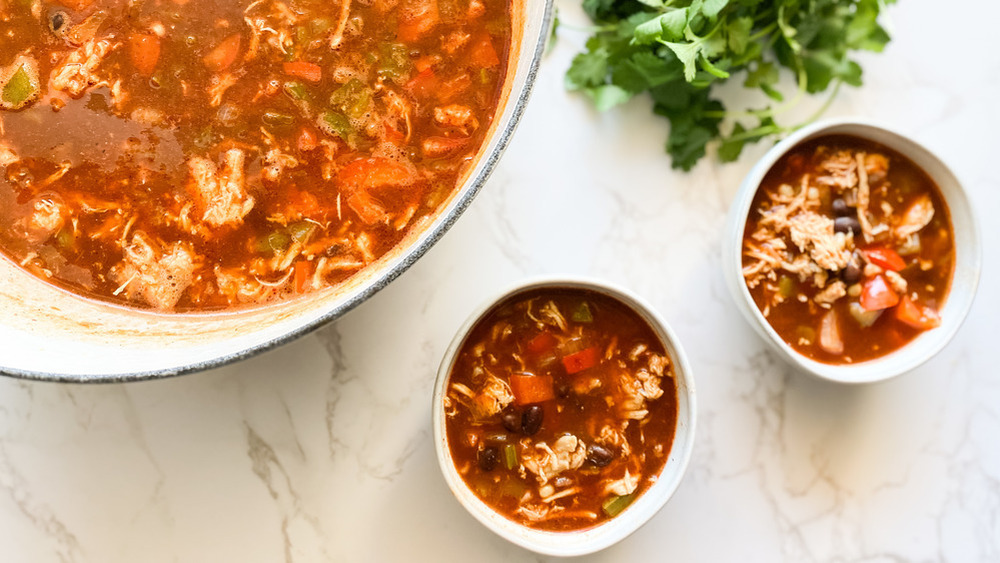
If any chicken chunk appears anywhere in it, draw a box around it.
[788,212,851,272]
[469,373,514,419]
[111,232,197,310]
[895,194,935,239]
[51,38,116,97]
[617,367,663,420]
[0,143,18,167]
[814,280,846,305]
[521,434,588,485]
[433,104,479,136]
[24,198,67,242]
[187,149,255,228]
[603,469,639,497]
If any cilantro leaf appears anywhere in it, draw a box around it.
[566,0,896,170]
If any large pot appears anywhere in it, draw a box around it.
[0,0,555,382]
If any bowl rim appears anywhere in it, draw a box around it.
[432,274,697,556]
[0,0,557,384]
[722,117,982,384]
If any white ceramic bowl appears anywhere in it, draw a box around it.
[0,0,555,382]
[432,276,697,556]
[722,118,981,384]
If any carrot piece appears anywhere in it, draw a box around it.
[562,347,599,374]
[509,374,555,405]
[128,34,161,77]
[468,34,500,68]
[337,157,413,192]
[398,0,439,42]
[283,61,322,83]
[860,275,900,311]
[526,331,557,355]
[294,261,311,293]
[203,34,242,72]
[862,247,906,272]
[895,296,941,330]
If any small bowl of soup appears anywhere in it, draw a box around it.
[723,118,981,383]
[432,276,696,556]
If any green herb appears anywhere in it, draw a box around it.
[566,0,895,170]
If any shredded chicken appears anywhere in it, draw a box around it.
[603,469,639,497]
[814,280,846,305]
[617,367,663,420]
[895,194,935,239]
[111,232,197,310]
[187,149,255,228]
[433,104,479,135]
[521,435,588,486]
[788,212,851,271]
[51,38,117,97]
[0,143,18,167]
[469,372,514,419]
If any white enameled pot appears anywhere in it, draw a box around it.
[0,0,555,382]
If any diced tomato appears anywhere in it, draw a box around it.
[336,157,413,192]
[468,34,500,68]
[283,61,322,83]
[414,55,439,73]
[398,0,440,42]
[562,347,599,374]
[436,74,471,103]
[895,296,942,330]
[346,191,387,224]
[509,374,555,405]
[383,123,405,143]
[294,261,311,293]
[128,34,161,77]
[422,136,468,158]
[297,127,319,152]
[406,68,438,99]
[203,34,242,72]
[862,247,906,272]
[860,275,900,311]
[56,0,97,10]
[526,331,556,355]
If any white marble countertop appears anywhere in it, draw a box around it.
[3,0,999,560]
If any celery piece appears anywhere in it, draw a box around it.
[288,221,316,243]
[317,111,354,146]
[329,79,370,119]
[602,494,634,518]
[377,43,410,84]
[503,444,517,470]
[571,302,593,323]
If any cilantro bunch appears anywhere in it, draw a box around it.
[565,0,895,170]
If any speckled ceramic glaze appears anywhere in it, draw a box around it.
[723,119,981,384]
[0,0,555,382]
[433,276,697,556]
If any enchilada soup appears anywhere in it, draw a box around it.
[741,135,955,363]
[443,287,678,531]
[0,0,510,310]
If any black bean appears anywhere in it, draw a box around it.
[832,198,850,216]
[842,251,863,284]
[834,216,861,235]
[50,11,67,33]
[521,405,544,436]
[500,407,520,433]
[478,446,499,472]
[587,444,614,467]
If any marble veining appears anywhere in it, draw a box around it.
[2,0,1000,560]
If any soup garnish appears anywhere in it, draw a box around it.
[742,135,954,363]
[0,0,510,311]
[444,287,678,532]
